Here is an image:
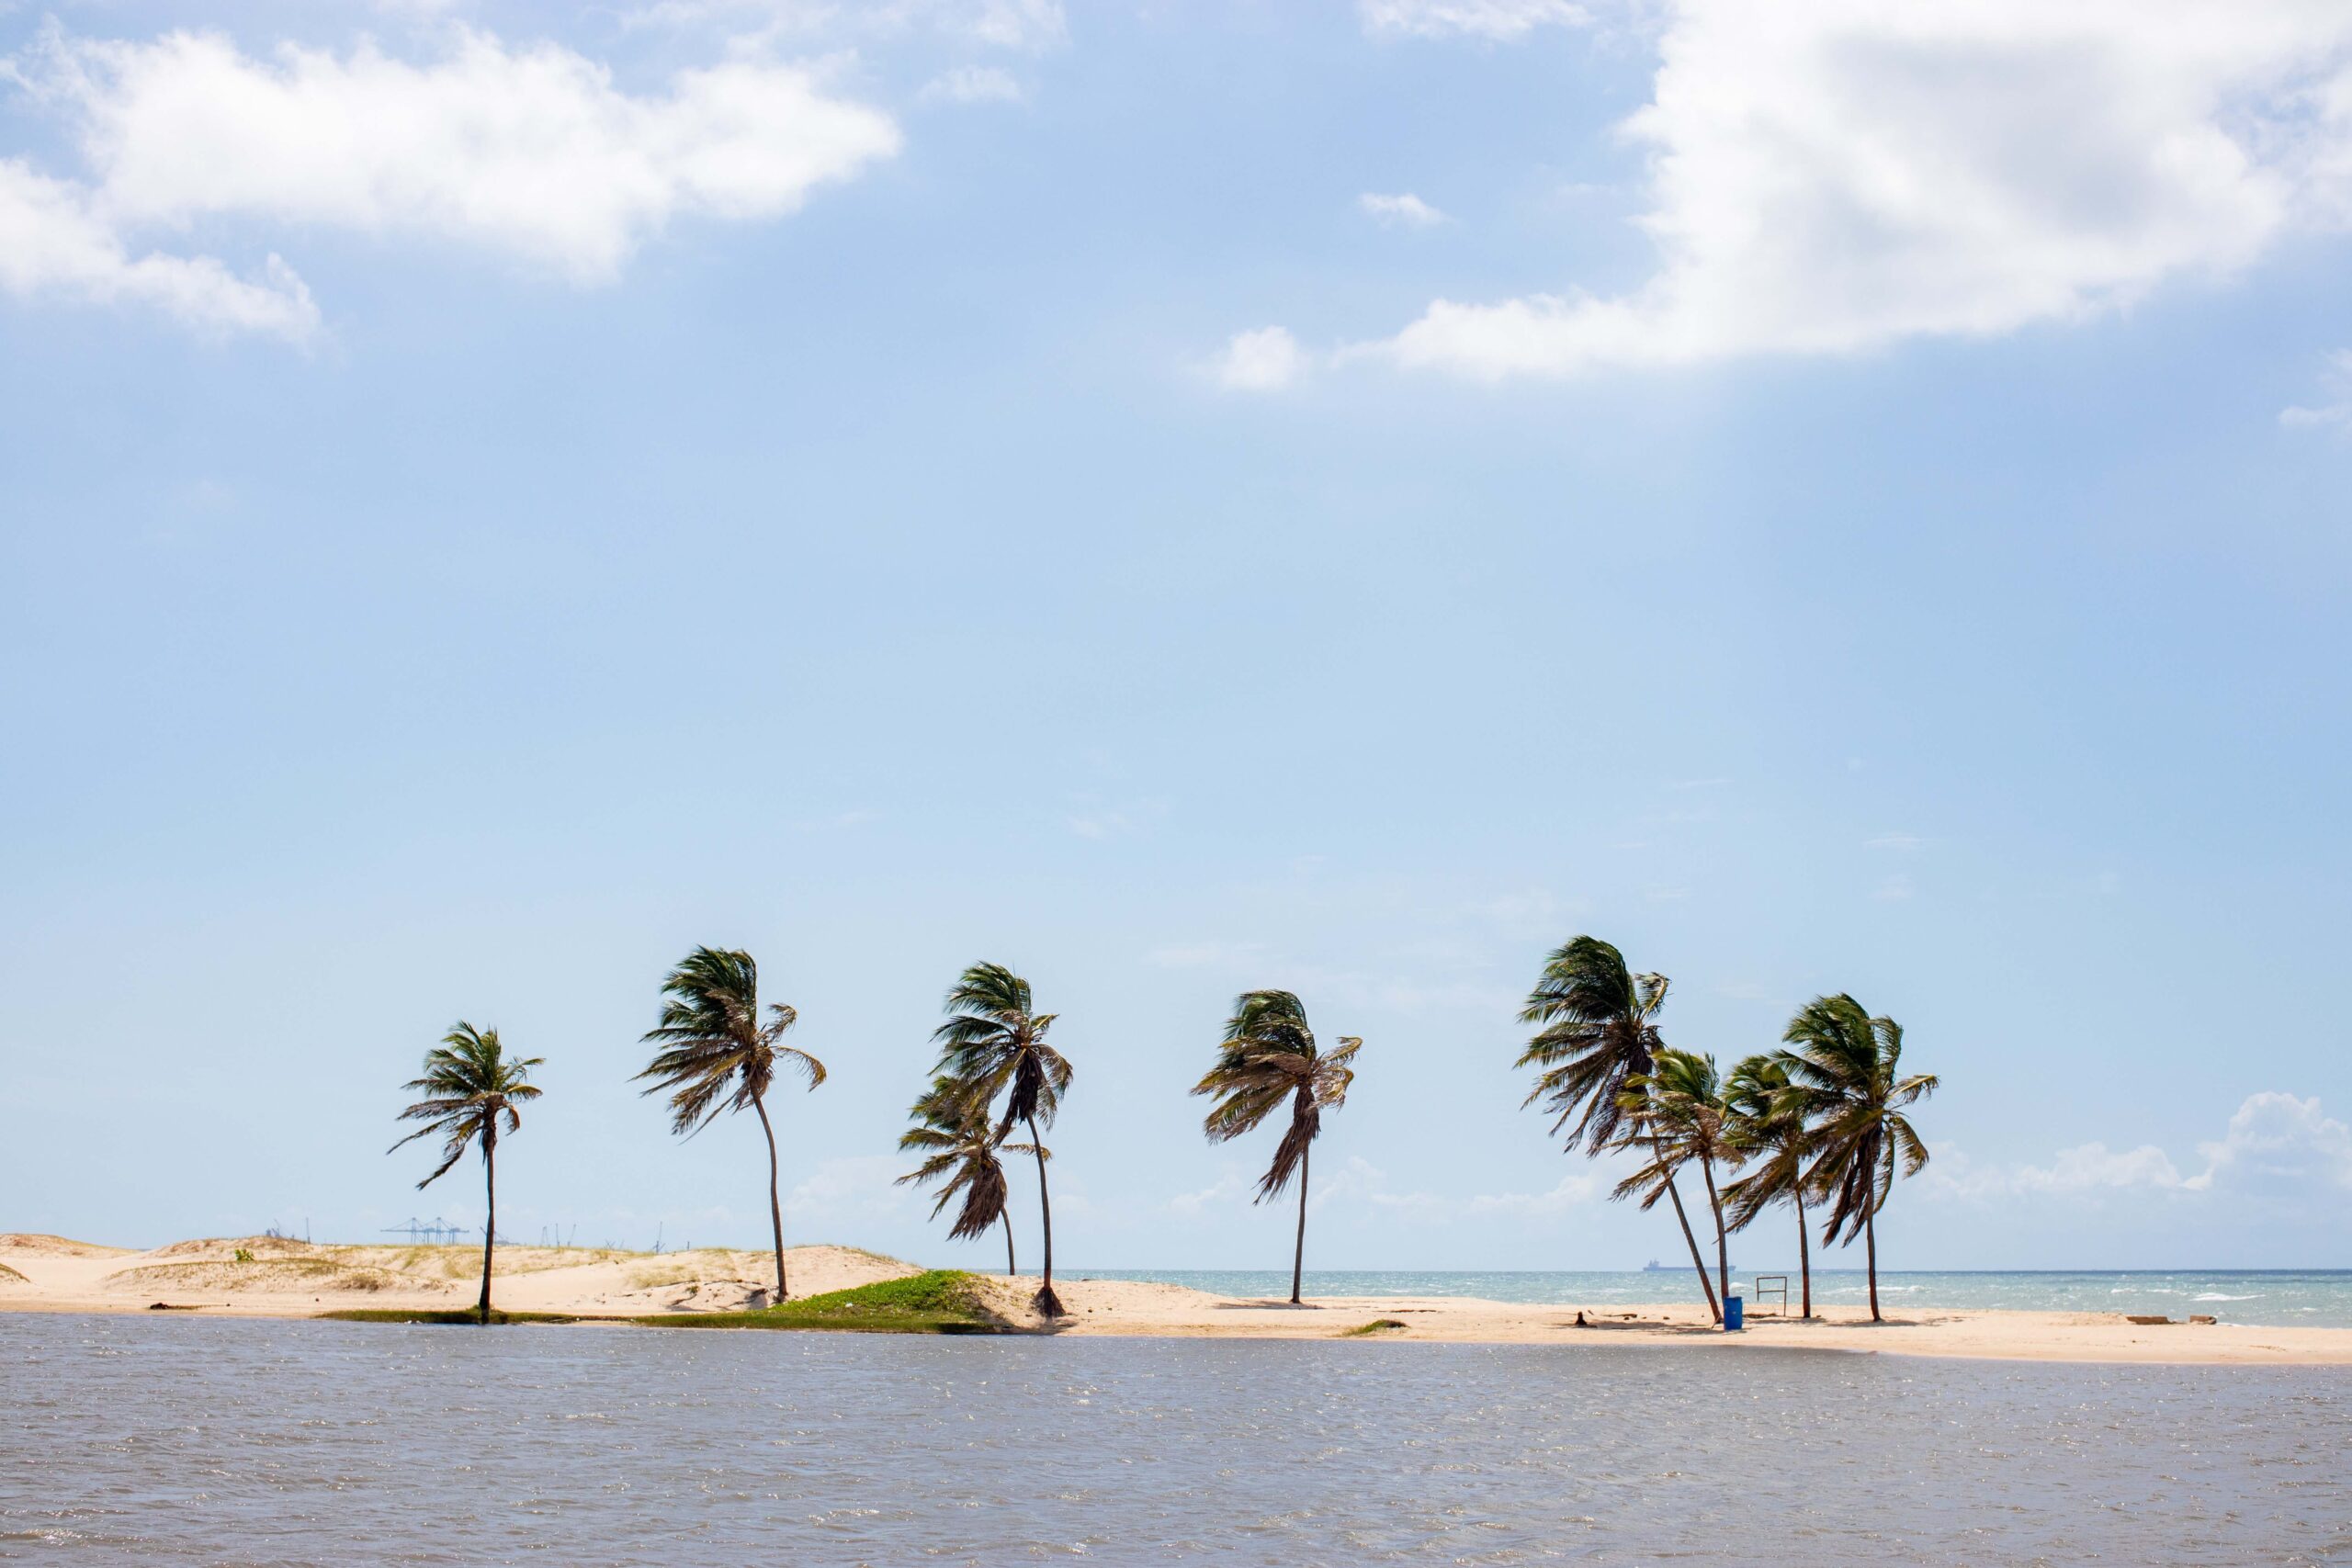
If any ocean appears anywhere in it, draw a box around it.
[1065,1267,2352,1327]
[5,1313,2346,1563]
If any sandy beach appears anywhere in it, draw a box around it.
[6,1232,2346,1365]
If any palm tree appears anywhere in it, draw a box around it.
[1192,990,1362,1306]
[1721,1054,1816,1318]
[897,1074,1041,1275]
[1778,994,1937,1323]
[636,946,826,1301]
[933,962,1073,1316]
[390,1022,543,1325]
[1518,935,1720,1322]
[1613,1049,1740,1316]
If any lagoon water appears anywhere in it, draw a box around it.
[1077,1268,2352,1328]
[5,1314,2348,1564]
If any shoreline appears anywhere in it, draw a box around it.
[6,1233,2350,1364]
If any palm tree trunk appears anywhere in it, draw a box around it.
[1699,1157,1730,1319]
[1026,1113,1063,1317]
[1661,1158,1721,1323]
[478,1131,496,1325]
[1291,1141,1310,1306]
[753,1091,786,1300]
[1002,1212,1016,1277]
[1864,1203,1881,1323]
[1795,1190,1812,1319]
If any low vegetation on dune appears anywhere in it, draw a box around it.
[1341,1318,1410,1337]
[0,1234,130,1258]
[635,1270,1010,1334]
[0,1262,27,1284]
[107,1258,408,1294]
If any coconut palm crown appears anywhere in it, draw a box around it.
[897,1074,1041,1277]
[1518,935,1719,1320]
[1193,989,1362,1305]
[1778,993,1937,1323]
[933,962,1072,1316]
[1613,1048,1741,1316]
[636,946,825,1300]
[389,1021,542,1324]
[1720,1053,1817,1318]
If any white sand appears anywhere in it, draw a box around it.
[4,1234,2346,1365]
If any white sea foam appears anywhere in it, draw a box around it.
[2192,1292,2259,1303]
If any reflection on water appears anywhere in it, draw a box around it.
[4,1314,2346,1564]
[1073,1268,2352,1326]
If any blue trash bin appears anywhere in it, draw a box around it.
[1725,1293,1744,1331]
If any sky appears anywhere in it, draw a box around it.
[2,0,2348,1275]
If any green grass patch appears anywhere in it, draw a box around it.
[634,1269,1007,1335]
[1341,1318,1410,1337]
[317,1307,586,1325]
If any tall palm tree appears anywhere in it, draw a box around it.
[1721,1054,1816,1319]
[1778,994,1937,1323]
[1613,1049,1740,1316]
[896,1074,1040,1276]
[390,1022,543,1325]
[636,946,826,1301]
[1518,935,1720,1322]
[933,962,1073,1316]
[1191,990,1362,1306]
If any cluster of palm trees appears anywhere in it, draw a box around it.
[1517,936,1937,1323]
[391,932,1932,1328]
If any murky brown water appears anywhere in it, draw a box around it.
[5,1314,2347,1563]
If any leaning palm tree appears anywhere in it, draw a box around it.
[636,946,826,1300]
[390,1022,543,1325]
[896,1074,1041,1276]
[1721,1054,1816,1319]
[1192,990,1362,1306]
[1778,994,1937,1323]
[933,962,1072,1316]
[1613,1049,1740,1316]
[1519,936,1719,1321]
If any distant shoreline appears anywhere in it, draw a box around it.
[6,1233,2352,1365]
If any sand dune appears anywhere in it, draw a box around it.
[2,1234,2347,1364]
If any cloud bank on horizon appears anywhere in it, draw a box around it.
[1228,0,2352,388]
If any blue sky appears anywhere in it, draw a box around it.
[3,0,2348,1273]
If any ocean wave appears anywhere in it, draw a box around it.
[2192,1292,2259,1303]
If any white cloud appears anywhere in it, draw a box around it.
[921,64,1023,104]
[1349,1,2352,378]
[2281,349,2352,433]
[1871,874,1915,901]
[0,157,318,337]
[1213,324,1310,390]
[1934,1092,2352,1202]
[1360,0,1589,40]
[1359,191,1448,227]
[1,26,898,334]
[2188,1091,2352,1194]
[784,1156,916,1226]
[1865,832,1925,851]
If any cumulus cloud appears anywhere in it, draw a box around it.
[0,157,319,337]
[2188,1092,2352,1194]
[1212,324,1310,390]
[625,0,1067,51]
[1935,1091,2352,1202]
[785,1156,918,1225]
[1360,0,1589,39]
[2281,349,2352,433]
[1359,191,1448,227]
[1343,1,2352,378]
[1,26,899,333]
